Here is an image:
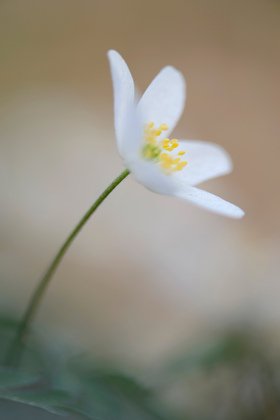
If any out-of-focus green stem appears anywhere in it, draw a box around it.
[6,168,130,366]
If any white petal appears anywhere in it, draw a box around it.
[120,102,145,161]
[174,186,244,218]
[173,140,233,186]
[127,159,176,195]
[107,50,135,157]
[137,66,186,140]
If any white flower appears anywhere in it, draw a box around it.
[108,50,244,218]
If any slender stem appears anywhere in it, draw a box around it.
[6,168,130,366]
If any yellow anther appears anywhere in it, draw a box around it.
[176,161,187,170]
[162,163,172,170]
[143,122,187,174]
[160,155,171,162]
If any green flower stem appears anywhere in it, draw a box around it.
[6,168,130,366]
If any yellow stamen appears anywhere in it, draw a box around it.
[175,161,188,170]
[143,122,187,174]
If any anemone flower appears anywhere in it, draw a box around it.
[108,50,244,218]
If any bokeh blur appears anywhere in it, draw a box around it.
[0,0,280,417]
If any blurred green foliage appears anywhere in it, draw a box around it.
[0,315,171,420]
[0,315,280,419]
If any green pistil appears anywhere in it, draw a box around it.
[142,143,161,160]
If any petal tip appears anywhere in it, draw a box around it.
[175,186,245,219]
[107,50,122,66]
[107,49,119,59]
[220,204,245,219]
[233,208,245,219]
[162,65,187,90]
[107,50,129,72]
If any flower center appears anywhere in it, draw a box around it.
[142,122,187,175]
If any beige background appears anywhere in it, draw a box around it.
[0,0,280,368]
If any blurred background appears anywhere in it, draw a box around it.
[0,0,280,418]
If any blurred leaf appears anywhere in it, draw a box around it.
[55,405,99,419]
[0,389,73,416]
[93,371,150,401]
[91,371,167,420]
[75,375,122,420]
[165,334,250,377]
[0,315,175,419]
[83,373,170,420]
[55,359,171,420]
[0,367,40,390]
[0,314,57,377]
